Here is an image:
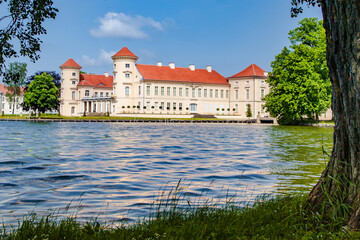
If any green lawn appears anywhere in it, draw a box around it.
[2,193,359,239]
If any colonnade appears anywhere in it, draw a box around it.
[82,100,112,113]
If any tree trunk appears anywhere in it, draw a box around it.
[307,0,360,229]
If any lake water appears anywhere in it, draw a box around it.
[0,122,333,224]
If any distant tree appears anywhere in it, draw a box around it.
[264,18,330,124]
[246,104,252,118]
[0,0,58,76]
[26,71,61,89]
[24,72,59,117]
[3,62,27,114]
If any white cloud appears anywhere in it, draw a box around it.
[80,49,116,67]
[90,12,166,39]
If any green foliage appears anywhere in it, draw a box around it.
[0,0,58,75]
[246,104,252,118]
[3,62,27,114]
[24,73,59,115]
[265,18,331,124]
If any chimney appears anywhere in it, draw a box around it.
[189,64,195,71]
[104,72,109,77]
[169,62,175,69]
[207,65,212,72]
[157,61,162,67]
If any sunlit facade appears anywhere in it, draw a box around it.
[60,47,269,117]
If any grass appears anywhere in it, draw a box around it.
[2,185,360,239]
[0,113,229,122]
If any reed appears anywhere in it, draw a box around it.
[2,182,360,239]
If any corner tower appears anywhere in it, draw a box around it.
[111,47,139,114]
[59,58,82,116]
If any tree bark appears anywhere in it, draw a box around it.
[307,0,360,229]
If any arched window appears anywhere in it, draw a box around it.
[72,91,75,100]
[85,90,89,97]
[125,86,130,95]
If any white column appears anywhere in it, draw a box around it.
[87,101,90,113]
[101,101,103,113]
[91,101,94,112]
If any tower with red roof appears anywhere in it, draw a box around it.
[228,64,269,118]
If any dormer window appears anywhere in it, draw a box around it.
[85,90,89,97]
[125,63,130,68]
[72,72,76,77]
[95,92,98,97]
[125,73,130,78]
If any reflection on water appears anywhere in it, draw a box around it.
[0,122,333,223]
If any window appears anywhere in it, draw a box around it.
[215,89,218,98]
[125,63,130,68]
[146,86,150,96]
[261,80,265,85]
[226,90,229,98]
[161,87,165,96]
[261,89,265,98]
[173,102,176,110]
[167,87,171,96]
[125,86,130,95]
[100,92,103,97]
[179,88,182,96]
[246,80,250,85]
[161,102,165,110]
[146,101,150,109]
[235,104,238,112]
[192,88,195,98]
[210,89,213,98]
[185,88,189,97]
[114,64,116,68]
[198,88,201,97]
[72,81,76,85]
[71,107,75,114]
[138,86,141,95]
[16,104,19,109]
[220,90,224,98]
[155,86,159,95]
[95,92,98,97]
[235,81,238,86]
[72,72,76,77]
[235,90,239,100]
[78,91,81,99]
[9,104,11,109]
[167,102,170,110]
[179,103,183,110]
[106,92,109,97]
[155,102,158,109]
[246,89,250,100]
[85,90,89,97]
[72,91,75,100]
[125,73,130,78]
[204,89,207,97]
[173,87,176,96]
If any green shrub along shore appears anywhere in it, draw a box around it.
[2,194,359,240]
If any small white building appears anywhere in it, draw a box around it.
[0,83,26,115]
[59,47,270,117]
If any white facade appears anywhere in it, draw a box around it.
[0,84,27,115]
[60,47,270,118]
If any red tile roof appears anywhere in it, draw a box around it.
[137,64,229,85]
[78,74,113,88]
[112,47,138,59]
[229,64,267,78]
[0,83,24,95]
[60,58,82,69]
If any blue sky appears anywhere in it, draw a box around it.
[4,0,323,78]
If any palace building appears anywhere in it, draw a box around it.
[59,47,270,117]
[0,83,26,115]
